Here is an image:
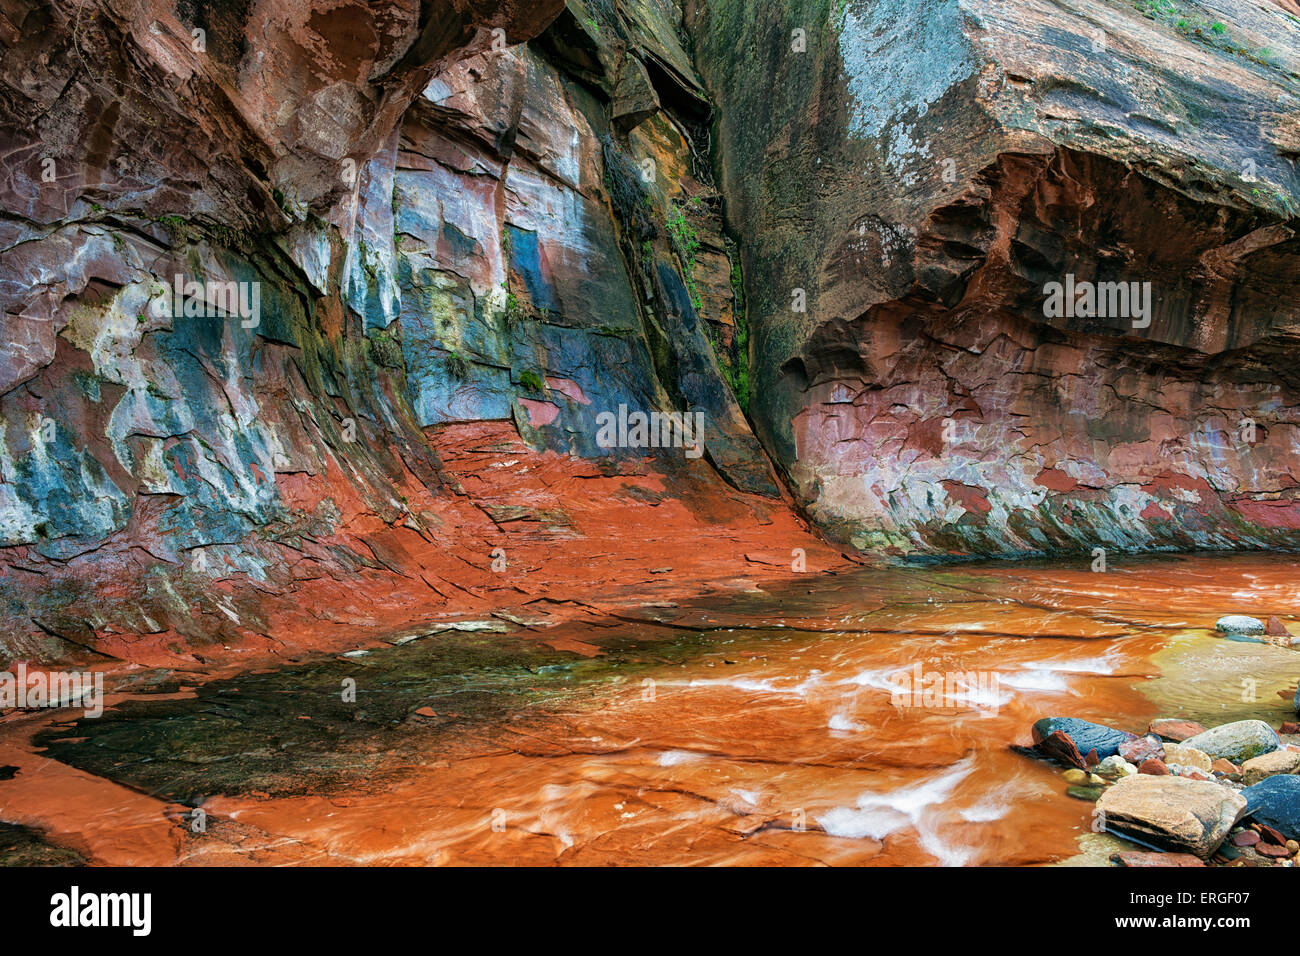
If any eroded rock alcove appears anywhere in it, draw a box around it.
[1,0,1298,666]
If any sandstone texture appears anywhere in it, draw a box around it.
[0,0,803,664]
[1096,773,1247,858]
[3,0,1300,664]
[692,0,1300,557]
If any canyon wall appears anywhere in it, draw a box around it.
[2,0,1300,665]
[0,0,797,665]
[692,0,1300,557]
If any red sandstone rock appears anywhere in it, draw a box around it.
[692,0,1300,560]
[1121,735,1166,764]
[1211,759,1240,775]
[1149,718,1207,742]
[1036,730,1088,770]
[1266,616,1292,636]
[1233,830,1260,847]
[1,0,567,230]
[1257,823,1288,846]
[1138,759,1170,775]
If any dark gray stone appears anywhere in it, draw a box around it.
[1241,774,1300,840]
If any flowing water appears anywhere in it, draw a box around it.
[6,553,1299,866]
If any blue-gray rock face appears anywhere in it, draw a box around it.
[1242,774,1300,840]
[377,34,775,496]
[0,0,781,661]
[1032,717,1137,763]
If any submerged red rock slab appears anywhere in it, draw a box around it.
[2,553,1296,867]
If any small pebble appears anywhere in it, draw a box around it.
[1063,768,1104,786]
[1065,785,1103,801]
[1095,755,1137,778]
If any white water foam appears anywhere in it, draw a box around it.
[816,756,975,844]
[828,712,863,732]
[958,796,1010,823]
[998,669,1070,692]
[840,668,898,692]
[682,670,825,698]
[656,750,702,767]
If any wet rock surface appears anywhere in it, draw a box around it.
[0,821,84,867]
[0,0,800,664]
[1181,719,1280,763]
[1032,716,1136,765]
[1217,615,1267,636]
[1242,774,1300,840]
[692,0,1300,558]
[1120,734,1166,764]
[1241,749,1300,785]
[1095,774,1247,859]
[1149,719,1207,742]
[2,0,1300,873]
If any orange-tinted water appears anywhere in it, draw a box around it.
[2,554,1297,865]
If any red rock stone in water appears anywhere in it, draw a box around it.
[1211,758,1240,775]
[1036,729,1088,769]
[1138,759,1170,775]
[1084,748,1100,767]
[1121,735,1166,764]
[1266,616,1292,636]
[1149,718,1208,742]
[1281,722,1300,735]
[1233,830,1260,846]
[1257,823,1287,846]
[1256,842,1291,858]
[1111,851,1204,867]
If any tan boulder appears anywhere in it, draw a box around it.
[1095,775,1247,859]
[1241,749,1300,785]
